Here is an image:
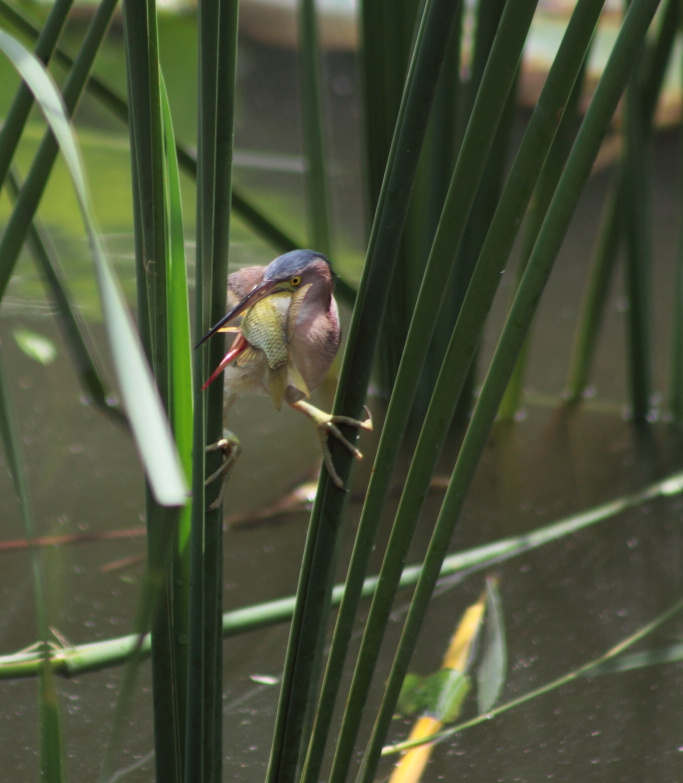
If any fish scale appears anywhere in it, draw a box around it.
[240,291,290,370]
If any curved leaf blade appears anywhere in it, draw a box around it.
[476,577,507,714]
[0,30,187,506]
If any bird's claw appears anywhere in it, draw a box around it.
[328,406,373,433]
[205,431,241,511]
[322,407,372,459]
[319,423,360,488]
[292,401,372,489]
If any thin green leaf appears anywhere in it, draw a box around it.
[0,0,74,193]
[2,464,683,681]
[673,138,683,420]
[566,0,678,402]
[38,659,63,783]
[359,1,663,779]
[432,669,472,723]
[299,0,332,255]
[187,1,240,780]
[6,169,116,412]
[383,596,683,755]
[397,673,429,716]
[0,0,311,266]
[581,642,683,676]
[564,178,622,400]
[623,48,652,421]
[433,670,470,724]
[0,29,187,506]
[160,69,192,777]
[161,73,193,523]
[397,670,470,723]
[120,2,189,778]
[293,1,466,779]
[361,0,420,395]
[0,0,118,302]
[322,0,547,776]
[13,328,57,365]
[0,0,119,417]
[160,65,193,547]
[499,47,590,419]
[476,578,506,714]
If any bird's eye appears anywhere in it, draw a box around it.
[291,276,301,286]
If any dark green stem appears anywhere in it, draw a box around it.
[623,51,652,421]
[0,0,74,195]
[565,0,677,401]
[6,169,114,414]
[186,1,239,781]
[0,0,118,302]
[357,1,662,779]
[266,2,463,781]
[121,0,186,779]
[299,0,332,255]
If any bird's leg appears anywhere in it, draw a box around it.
[289,400,372,489]
[205,428,241,511]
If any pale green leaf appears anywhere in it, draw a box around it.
[477,577,507,713]
[582,642,683,677]
[14,328,57,365]
[0,30,187,506]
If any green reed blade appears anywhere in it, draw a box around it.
[268,1,465,780]
[0,25,186,504]
[6,168,116,415]
[356,2,663,779]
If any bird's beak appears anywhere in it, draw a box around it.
[195,279,280,349]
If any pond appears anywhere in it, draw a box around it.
[0,6,682,783]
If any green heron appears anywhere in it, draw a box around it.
[197,249,371,504]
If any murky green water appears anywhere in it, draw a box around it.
[0,8,682,783]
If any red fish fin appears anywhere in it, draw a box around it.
[202,332,248,390]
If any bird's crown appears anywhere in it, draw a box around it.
[263,249,330,282]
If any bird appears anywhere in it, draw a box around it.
[197,249,371,506]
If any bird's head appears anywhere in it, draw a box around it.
[196,250,332,348]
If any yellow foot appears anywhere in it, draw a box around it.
[205,430,241,511]
[291,400,372,489]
